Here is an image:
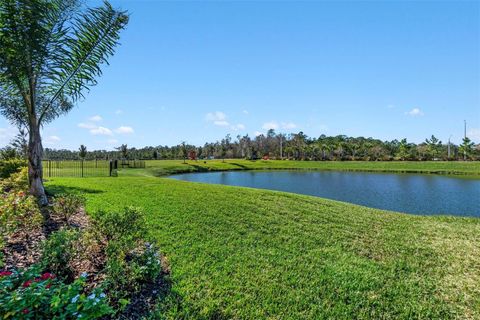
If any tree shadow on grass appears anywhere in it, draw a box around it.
[45,185,104,196]
[229,162,249,169]
[190,164,210,172]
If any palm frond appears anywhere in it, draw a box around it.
[40,1,128,123]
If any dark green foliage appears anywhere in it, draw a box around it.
[0,159,26,178]
[52,193,85,222]
[91,207,161,300]
[41,228,80,280]
[0,265,112,318]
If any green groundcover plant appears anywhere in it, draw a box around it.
[0,266,112,319]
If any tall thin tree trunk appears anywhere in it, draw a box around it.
[28,120,48,207]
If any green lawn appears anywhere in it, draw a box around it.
[124,159,480,177]
[45,171,480,319]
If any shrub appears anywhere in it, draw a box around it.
[0,159,27,179]
[52,193,85,223]
[0,167,28,192]
[93,206,146,244]
[91,207,161,300]
[0,265,112,319]
[0,190,43,242]
[41,229,80,280]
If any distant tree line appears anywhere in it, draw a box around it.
[2,130,479,162]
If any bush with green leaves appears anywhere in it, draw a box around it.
[52,193,86,223]
[0,190,42,237]
[41,229,81,280]
[0,167,28,192]
[0,190,43,266]
[92,207,161,301]
[0,159,27,179]
[0,265,112,319]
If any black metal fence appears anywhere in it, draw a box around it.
[42,160,111,177]
[117,159,146,169]
[41,159,145,178]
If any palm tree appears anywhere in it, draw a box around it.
[79,145,87,159]
[0,0,128,204]
[117,144,128,160]
[180,141,187,163]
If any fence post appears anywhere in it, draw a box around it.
[109,160,112,176]
[81,160,84,178]
[48,160,51,178]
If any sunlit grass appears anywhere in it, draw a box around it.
[46,175,480,319]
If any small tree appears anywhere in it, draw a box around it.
[425,135,442,160]
[10,127,28,159]
[117,144,128,160]
[180,141,187,163]
[459,137,474,160]
[0,0,128,204]
[79,145,87,159]
[396,138,411,160]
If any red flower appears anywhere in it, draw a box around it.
[22,280,33,288]
[22,309,29,314]
[46,283,52,289]
[41,272,55,280]
[0,271,12,277]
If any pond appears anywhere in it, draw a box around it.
[170,170,480,217]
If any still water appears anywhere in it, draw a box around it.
[170,171,480,217]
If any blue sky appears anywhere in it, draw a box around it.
[0,0,479,150]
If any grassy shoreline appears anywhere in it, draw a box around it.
[120,160,480,177]
[45,170,480,319]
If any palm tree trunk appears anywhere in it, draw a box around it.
[28,119,48,207]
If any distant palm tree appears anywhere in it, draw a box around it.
[117,144,128,160]
[180,141,188,163]
[79,145,87,159]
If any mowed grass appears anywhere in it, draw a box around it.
[45,175,480,319]
[122,160,480,177]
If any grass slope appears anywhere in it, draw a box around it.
[122,160,480,177]
[46,176,480,319]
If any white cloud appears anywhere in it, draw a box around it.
[115,126,134,134]
[213,120,230,127]
[234,123,246,130]
[78,122,96,129]
[115,109,123,115]
[262,121,297,131]
[262,121,279,130]
[89,115,102,122]
[281,122,297,130]
[206,111,227,122]
[405,108,424,116]
[107,139,119,144]
[0,127,16,145]
[468,128,480,142]
[44,135,61,145]
[254,131,263,137]
[90,126,113,136]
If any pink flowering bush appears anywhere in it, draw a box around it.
[0,265,112,318]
